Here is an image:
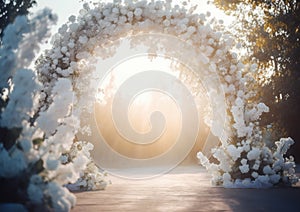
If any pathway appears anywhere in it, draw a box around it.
[72,165,300,212]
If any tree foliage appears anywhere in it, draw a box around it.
[0,0,36,39]
[212,0,300,160]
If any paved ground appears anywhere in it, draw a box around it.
[72,165,300,212]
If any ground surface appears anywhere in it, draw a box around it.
[72,165,300,212]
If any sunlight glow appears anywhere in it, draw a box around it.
[93,54,211,163]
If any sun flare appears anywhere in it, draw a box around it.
[92,52,212,166]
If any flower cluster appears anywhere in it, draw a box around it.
[65,141,110,191]
[0,7,107,211]
[198,137,298,188]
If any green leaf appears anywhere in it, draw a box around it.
[33,159,44,174]
[32,138,44,146]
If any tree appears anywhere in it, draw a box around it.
[212,0,300,161]
[0,0,36,39]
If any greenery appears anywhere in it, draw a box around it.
[212,0,300,161]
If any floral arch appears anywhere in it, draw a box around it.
[36,0,298,186]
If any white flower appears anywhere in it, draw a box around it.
[263,165,273,175]
[241,178,251,187]
[257,102,269,113]
[240,158,247,165]
[222,172,232,183]
[73,155,89,170]
[247,148,261,161]
[252,163,260,170]
[46,182,76,211]
[127,11,133,18]
[269,174,280,184]
[112,7,119,14]
[60,155,69,164]
[45,155,60,171]
[226,144,242,161]
[68,15,76,22]
[163,19,170,27]
[134,8,143,16]
[79,35,88,44]
[243,143,250,152]
[275,137,294,156]
[251,171,258,179]
[69,23,79,32]
[239,164,249,174]
[257,175,271,186]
